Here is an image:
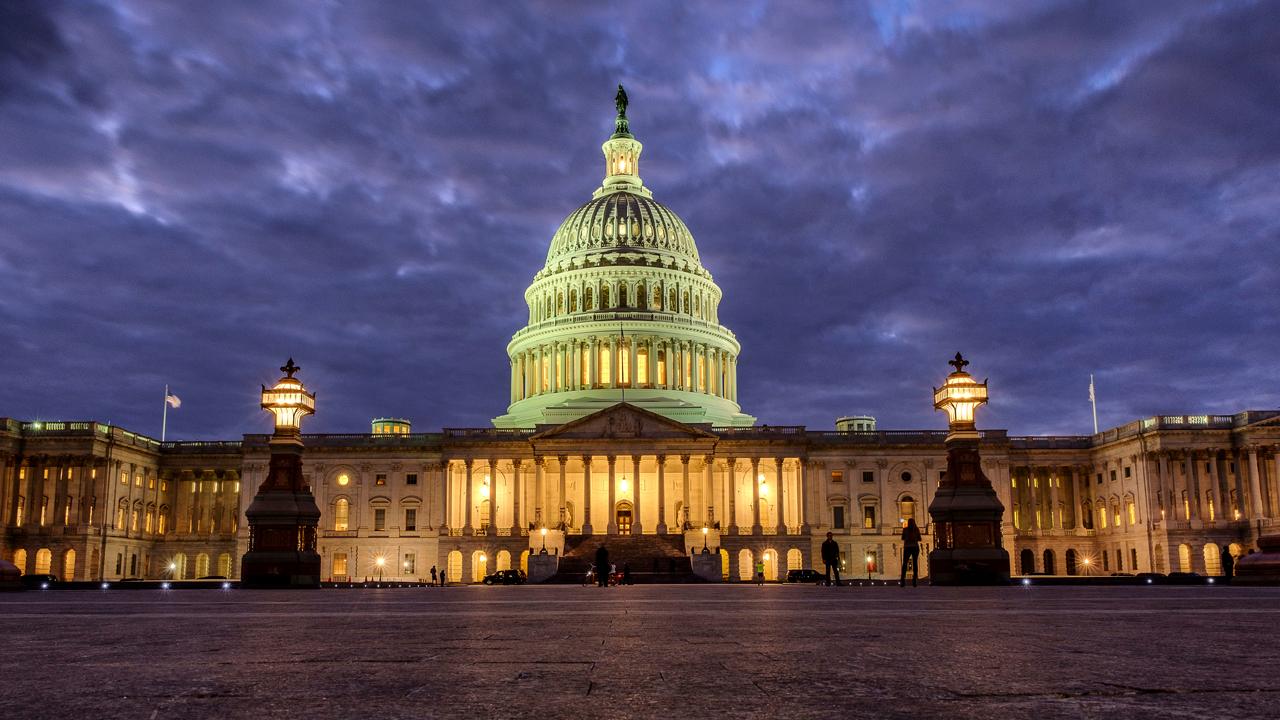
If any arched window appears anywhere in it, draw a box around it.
[786,548,803,571]
[569,289,577,312]
[1177,543,1192,573]
[636,346,650,385]
[652,286,662,310]
[669,288,677,311]
[601,286,611,308]
[1042,549,1056,575]
[598,344,611,385]
[217,553,232,577]
[657,349,667,385]
[496,549,512,572]
[899,495,916,523]
[694,294,701,316]
[1065,548,1078,575]
[14,496,24,526]
[158,506,169,535]
[172,553,187,579]
[334,498,350,531]
[13,549,27,574]
[1018,548,1034,574]
[738,549,754,581]
[585,287,593,310]
[471,550,488,583]
[195,553,210,578]
[1202,543,1221,575]
[63,549,76,581]
[682,290,690,313]
[557,292,564,314]
[35,548,52,575]
[446,550,462,584]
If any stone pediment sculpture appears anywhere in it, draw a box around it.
[531,402,717,441]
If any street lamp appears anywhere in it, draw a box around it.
[1081,557,1092,576]
[866,552,874,580]
[540,526,548,554]
[376,556,385,582]
[167,561,176,578]
[260,359,316,436]
[933,352,988,439]
[701,526,709,553]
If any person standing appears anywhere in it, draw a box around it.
[430,565,437,586]
[439,566,447,587]
[622,562,632,586]
[821,531,842,587]
[595,545,610,588]
[755,559,765,585]
[900,518,922,587]
[1222,545,1234,583]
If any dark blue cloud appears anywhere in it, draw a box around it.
[0,0,1277,439]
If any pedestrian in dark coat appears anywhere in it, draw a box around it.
[821,531,842,586]
[900,518,922,587]
[595,545,610,588]
[430,565,437,586]
[1222,545,1234,582]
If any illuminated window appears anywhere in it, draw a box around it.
[135,474,142,487]
[863,505,876,529]
[63,549,76,581]
[585,287,593,310]
[333,552,348,577]
[657,350,667,385]
[899,495,916,523]
[18,467,25,480]
[87,499,95,526]
[636,347,649,385]
[652,287,661,309]
[131,508,139,532]
[598,345,611,385]
[145,509,154,533]
[149,476,155,489]
[35,548,52,575]
[12,549,26,573]
[669,289,677,311]
[569,289,577,312]
[541,355,549,392]
[696,355,706,392]
[831,471,844,484]
[337,474,350,487]
[1098,507,1107,529]
[403,553,416,575]
[334,499,349,532]
[374,509,386,532]
[120,471,127,485]
[63,497,72,525]
[405,509,416,532]
[619,343,631,386]
[601,286,610,308]
[158,508,167,534]
[39,496,48,526]
[375,474,387,486]
[1112,504,1121,528]
[1127,500,1137,525]
[1182,492,1190,521]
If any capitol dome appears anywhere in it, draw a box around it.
[492,87,755,429]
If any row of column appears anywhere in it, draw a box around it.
[1011,466,1082,533]
[509,336,737,403]
[1150,447,1280,523]
[445,455,806,536]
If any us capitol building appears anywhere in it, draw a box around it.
[3,93,1279,585]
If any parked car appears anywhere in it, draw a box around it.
[482,569,526,585]
[785,569,826,584]
[197,575,227,580]
[1135,572,1166,584]
[1165,571,1203,585]
[19,573,58,589]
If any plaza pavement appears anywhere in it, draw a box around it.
[3,583,1279,719]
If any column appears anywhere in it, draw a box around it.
[607,456,618,534]
[487,459,498,535]
[631,455,643,534]
[1184,453,1200,520]
[536,345,545,395]
[1157,452,1173,521]
[511,460,523,533]
[703,455,715,525]
[581,456,594,535]
[557,456,568,528]
[609,336,619,388]
[1247,446,1264,520]
[750,457,762,535]
[463,459,474,533]
[1203,451,1220,522]
[534,456,545,526]
[680,455,691,528]
[656,455,668,534]
[589,338,599,387]
[1049,468,1061,531]
[775,457,786,534]
[726,458,738,534]
[648,339,658,388]
[798,458,810,532]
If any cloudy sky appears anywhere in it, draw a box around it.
[1,0,1277,439]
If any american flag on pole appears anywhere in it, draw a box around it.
[165,392,181,408]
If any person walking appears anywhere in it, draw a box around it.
[439,566,447,587]
[1222,545,1234,583]
[595,545,610,588]
[900,518,922,587]
[430,565,437,586]
[821,531,842,587]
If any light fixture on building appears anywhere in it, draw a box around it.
[933,352,988,438]
[620,475,630,493]
[479,553,487,564]
[540,526,548,554]
[260,358,315,434]
[701,526,709,553]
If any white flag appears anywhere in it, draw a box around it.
[165,393,182,409]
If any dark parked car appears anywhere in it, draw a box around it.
[1165,571,1203,585]
[1135,572,1166,584]
[482,569,526,585]
[19,573,57,589]
[197,575,227,580]
[785,569,826,584]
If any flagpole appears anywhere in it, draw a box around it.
[162,384,168,442]
[1089,374,1098,435]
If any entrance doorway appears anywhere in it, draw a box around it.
[616,501,633,535]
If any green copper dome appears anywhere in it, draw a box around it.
[493,88,754,429]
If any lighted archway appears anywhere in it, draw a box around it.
[1177,543,1192,573]
[719,548,730,580]
[497,550,512,572]
[217,553,232,577]
[171,553,188,579]
[12,549,27,574]
[762,549,778,581]
[471,550,488,583]
[786,548,803,571]
[737,549,753,582]
[63,549,76,581]
[1202,543,1221,575]
[34,548,52,575]
[446,550,462,584]
[519,549,530,574]
[195,553,210,578]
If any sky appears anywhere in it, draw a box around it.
[1,0,1278,440]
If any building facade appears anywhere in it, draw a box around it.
[4,97,1280,583]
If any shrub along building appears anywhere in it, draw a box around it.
[3,92,1279,584]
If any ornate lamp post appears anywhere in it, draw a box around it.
[240,359,322,588]
[926,353,1011,585]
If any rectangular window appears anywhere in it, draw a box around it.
[403,553,416,575]
[1130,548,1138,570]
[1102,552,1110,571]
[406,473,418,486]
[135,474,142,487]
[657,351,667,385]
[405,509,417,532]
[375,474,387,486]
[1096,473,1102,485]
[120,471,127,485]
[149,476,155,489]
[863,505,876,529]
[862,471,874,483]
[832,506,845,529]
[831,471,843,484]
[374,508,386,531]
[1124,466,1131,478]
[1109,470,1117,483]
[332,552,348,577]
[637,347,650,385]
[115,553,123,575]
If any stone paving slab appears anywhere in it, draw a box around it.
[3,584,1279,719]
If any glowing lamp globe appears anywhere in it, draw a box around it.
[261,358,315,433]
[933,352,988,434]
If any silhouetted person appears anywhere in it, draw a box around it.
[1222,545,1234,583]
[439,567,447,587]
[595,545,609,588]
[430,565,437,586]
[623,562,632,585]
[900,518,922,587]
[821,531,842,586]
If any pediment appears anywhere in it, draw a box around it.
[530,403,717,441]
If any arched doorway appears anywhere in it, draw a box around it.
[217,553,232,577]
[35,548,52,575]
[615,501,633,535]
[12,549,26,574]
[471,551,488,582]
[446,550,462,584]
[719,548,730,580]
[737,549,753,581]
[1019,548,1035,574]
[496,550,512,572]
[195,553,210,578]
[1202,544,1221,575]
[1178,544,1192,573]
[786,548,803,571]
[1065,548,1078,576]
[63,549,76,581]
[1043,549,1056,575]
[172,553,187,579]
[762,549,778,581]
[1153,544,1165,573]
[519,550,530,574]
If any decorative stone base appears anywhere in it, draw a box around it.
[690,551,721,582]
[928,547,1011,586]
[527,553,559,583]
[241,549,321,588]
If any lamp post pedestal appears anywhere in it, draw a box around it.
[927,436,1010,585]
[241,439,322,587]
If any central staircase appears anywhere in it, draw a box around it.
[548,533,700,584]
